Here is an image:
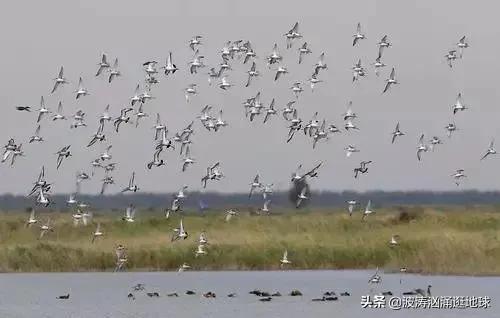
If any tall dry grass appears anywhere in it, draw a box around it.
[1,206,500,274]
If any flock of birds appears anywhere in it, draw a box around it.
[6,22,475,274]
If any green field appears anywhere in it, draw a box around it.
[1,205,500,274]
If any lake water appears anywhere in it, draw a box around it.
[0,270,497,318]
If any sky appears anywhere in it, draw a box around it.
[0,0,498,195]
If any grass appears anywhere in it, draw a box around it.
[1,205,500,274]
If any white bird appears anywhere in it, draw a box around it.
[92,223,103,243]
[352,23,366,46]
[457,36,469,58]
[451,169,466,186]
[52,101,66,121]
[481,139,497,160]
[96,53,110,76]
[130,84,142,106]
[39,218,53,239]
[249,174,262,198]
[219,77,232,90]
[362,200,374,220]
[162,52,178,75]
[36,96,50,123]
[26,208,38,227]
[172,219,189,241]
[178,263,191,272]
[75,77,89,99]
[347,200,357,216]
[445,123,457,138]
[391,122,404,144]
[389,235,399,247]
[263,99,277,123]
[280,250,292,267]
[298,42,312,64]
[51,66,69,93]
[417,134,428,161]
[225,209,238,222]
[185,84,197,102]
[108,58,121,83]
[313,52,327,75]
[195,244,207,257]
[274,65,288,81]
[29,125,43,143]
[344,145,360,157]
[452,93,467,114]
[382,67,398,93]
[122,204,136,222]
[296,187,308,208]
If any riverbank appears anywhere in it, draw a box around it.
[1,206,500,274]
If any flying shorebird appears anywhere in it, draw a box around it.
[345,145,360,157]
[481,139,497,160]
[452,93,467,114]
[195,244,207,257]
[445,50,458,68]
[429,136,442,151]
[249,174,262,197]
[122,204,136,222]
[29,125,43,143]
[95,53,110,76]
[377,35,392,56]
[296,187,308,208]
[352,23,366,46]
[354,161,372,178]
[280,250,292,267]
[308,72,323,92]
[115,245,127,272]
[51,66,69,93]
[55,145,71,169]
[362,200,374,221]
[185,84,197,102]
[245,62,259,87]
[91,223,103,243]
[391,122,404,143]
[445,123,457,138]
[108,58,121,83]
[368,267,381,284]
[313,53,327,75]
[171,219,188,241]
[225,209,238,222]
[347,200,357,216]
[267,43,282,66]
[382,67,398,93]
[456,36,469,58]
[285,22,302,49]
[39,218,54,239]
[274,65,288,81]
[162,52,178,75]
[75,77,89,99]
[87,121,106,147]
[451,169,466,186]
[121,172,139,193]
[372,53,386,76]
[298,42,312,64]
[52,101,66,121]
[36,96,50,123]
[389,234,399,247]
[417,134,428,161]
[263,99,277,123]
[26,208,38,227]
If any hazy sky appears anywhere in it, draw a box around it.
[0,0,498,195]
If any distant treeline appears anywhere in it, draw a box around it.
[1,190,500,212]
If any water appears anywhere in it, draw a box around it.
[0,270,497,318]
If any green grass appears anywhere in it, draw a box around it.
[1,206,500,274]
